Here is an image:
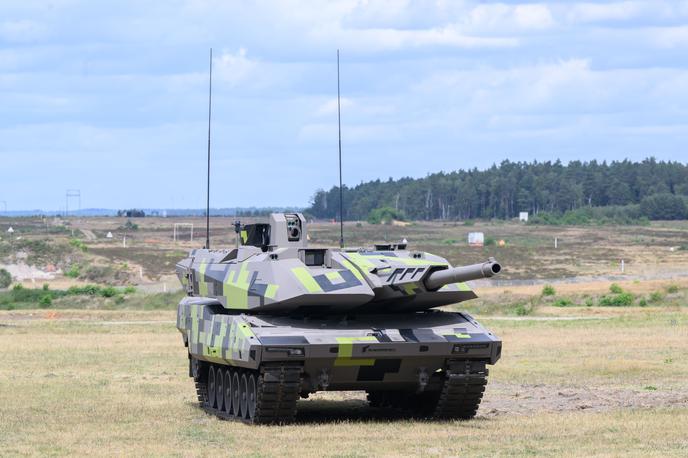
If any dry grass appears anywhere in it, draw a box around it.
[3,217,688,283]
[1,307,686,457]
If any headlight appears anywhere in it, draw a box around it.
[266,347,305,357]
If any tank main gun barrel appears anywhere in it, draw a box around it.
[424,257,502,290]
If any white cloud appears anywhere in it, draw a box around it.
[213,48,257,86]
[464,3,555,33]
[565,1,647,23]
[309,23,519,52]
[514,4,556,29]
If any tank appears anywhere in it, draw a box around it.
[176,213,502,424]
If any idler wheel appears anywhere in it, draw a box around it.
[215,367,225,412]
[240,373,249,419]
[208,366,217,409]
[223,369,233,415]
[247,373,257,421]
[231,371,241,417]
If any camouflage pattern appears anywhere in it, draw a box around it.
[176,213,502,420]
[175,213,487,314]
[178,296,501,391]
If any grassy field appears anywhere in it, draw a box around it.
[1,303,686,457]
[1,218,687,456]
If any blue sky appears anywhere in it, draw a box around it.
[1,1,687,210]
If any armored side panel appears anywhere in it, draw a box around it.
[178,297,501,379]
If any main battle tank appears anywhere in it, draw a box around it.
[176,213,502,423]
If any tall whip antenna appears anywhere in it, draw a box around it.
[205,48,213,249]
[337,49,344,248]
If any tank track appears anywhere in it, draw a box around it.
[367,360,488,420]
[193,360,302,425]
[433,360,488,419]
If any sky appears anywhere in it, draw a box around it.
[1,0,687,211]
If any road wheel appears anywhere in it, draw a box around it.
[240,373,249,419]
[215,367,225,412]
[223,369,232,415]
[247,373,257,421]
[231,370,241,418]
[208,366,217,409]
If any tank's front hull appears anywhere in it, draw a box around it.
[177,297,501,423]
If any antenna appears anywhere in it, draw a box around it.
[337,49,344,248]
[205,48,213,249]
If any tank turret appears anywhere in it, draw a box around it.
[175,213,501,314]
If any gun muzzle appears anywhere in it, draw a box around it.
[424,257,501,290]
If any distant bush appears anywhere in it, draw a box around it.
[442,239,458,245]
[599,292,635,306]
[0,284,141,310]
[542,285,556,296]
[584,297,594,307]
[514,302,532,316]
[38,294,52,307]
[609,283,624,294]
[484,237,496,246]
[665,284,679,294]
[649,291,664,303]
[100,286,117,298]
[0,269,11,289]
[65,264,80,278]
[553,298,573,307]
[68,284,101,296]
[367,207,405,225]
[124,220,139,231]
[69,238,88,252]
[123,286,136,294]
[463,220,475,226]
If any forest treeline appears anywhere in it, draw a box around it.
[307,159,688,222]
